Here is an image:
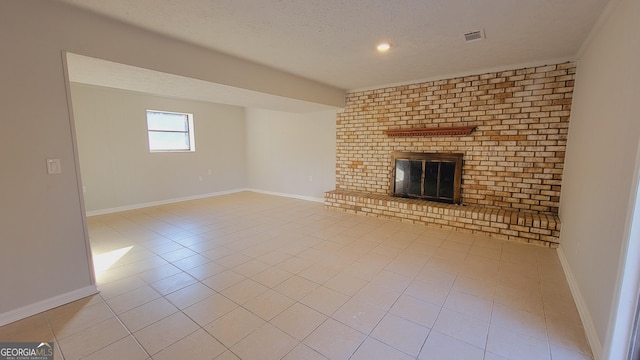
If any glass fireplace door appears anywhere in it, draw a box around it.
[392,152,463,204]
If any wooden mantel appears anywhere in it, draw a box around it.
[384,125,476,137]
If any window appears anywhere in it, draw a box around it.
[146,110,195,152]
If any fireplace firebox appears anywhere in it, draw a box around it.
[391,152,463,204]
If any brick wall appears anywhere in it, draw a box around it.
[336,62,576,214]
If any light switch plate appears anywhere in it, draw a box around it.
[46,158,62,174]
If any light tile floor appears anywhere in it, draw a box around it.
[0,192,593,359]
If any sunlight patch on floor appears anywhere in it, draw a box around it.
[92,246,133,277]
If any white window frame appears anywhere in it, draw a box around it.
[146,110,195,152]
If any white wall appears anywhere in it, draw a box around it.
[0,1,343,324]
[559,0,640,357]
[71,84,246,212]
[246,109,337,200]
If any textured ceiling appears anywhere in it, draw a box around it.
[56,0,609,91]
[58,0,611,112]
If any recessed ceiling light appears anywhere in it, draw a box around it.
[376,42,391,53]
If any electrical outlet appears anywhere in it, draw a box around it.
[308,176,313,182]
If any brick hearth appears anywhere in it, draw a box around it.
[325,190,560,247]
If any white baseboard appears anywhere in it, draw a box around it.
[247,189,325,203]
[557,246,603,360]
[86,189,247,216]
[86,189,325,216]
[0,285,98,327]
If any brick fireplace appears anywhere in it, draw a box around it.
[325,62,576,247]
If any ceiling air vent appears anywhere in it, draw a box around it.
[464,29,485,42]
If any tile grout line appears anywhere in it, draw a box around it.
[100,293,153,359]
